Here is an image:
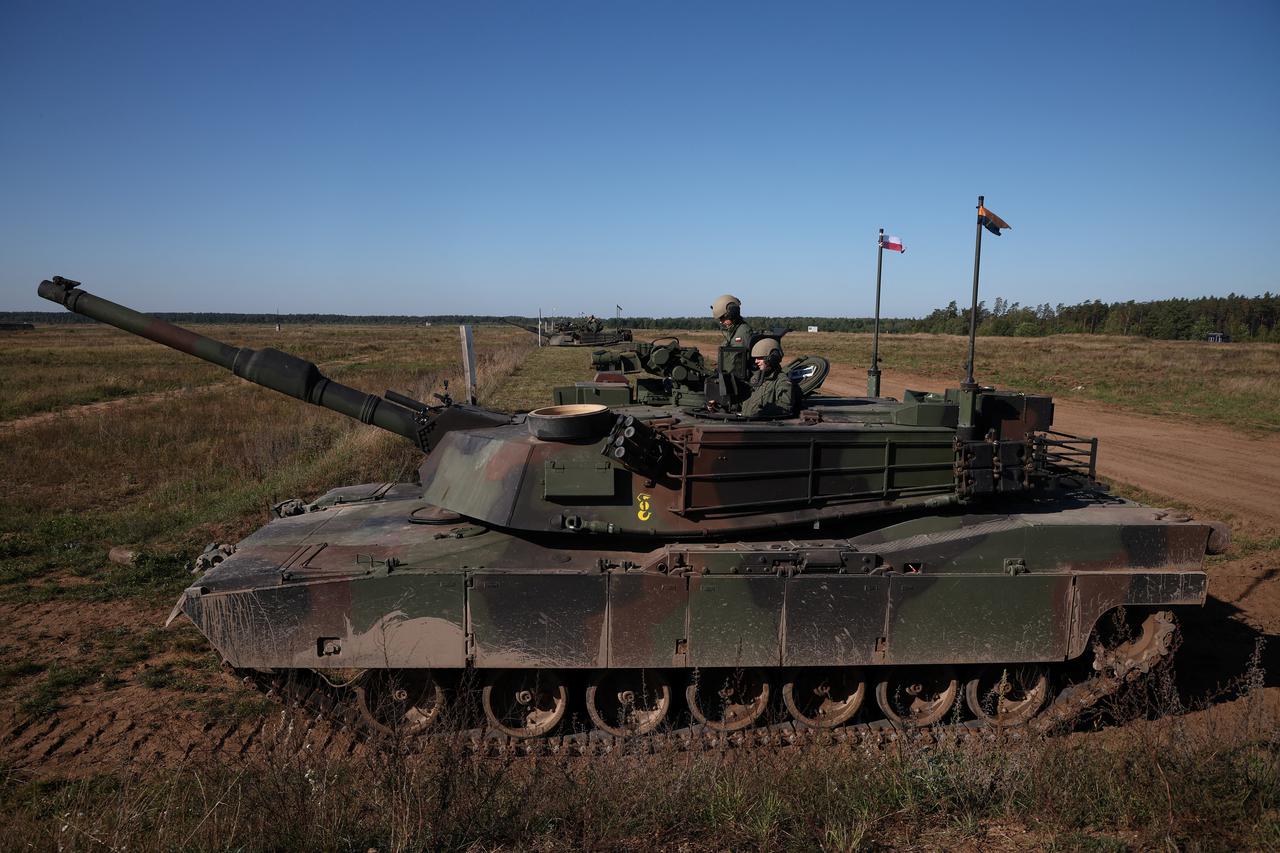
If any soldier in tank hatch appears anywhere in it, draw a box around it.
[711,293,752,348]
[739,337,798,418]
[711,293,753,379]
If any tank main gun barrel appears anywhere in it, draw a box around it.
[500,318,542,336]
[38,276,432,447]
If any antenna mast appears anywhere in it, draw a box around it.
[868,228,885,397]
[963,195,985,390]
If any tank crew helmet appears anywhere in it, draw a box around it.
[750,337,783,368]
[711,294,742,322]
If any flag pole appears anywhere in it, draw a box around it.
[957,195,986,442]
[963,195,984,390]
[868,227,885,397]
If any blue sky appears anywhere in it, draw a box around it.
[2,2,1277,316]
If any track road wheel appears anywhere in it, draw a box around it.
[783,668,866,728]
[965,665,1050,727]
[586,670,671,736]
[355,670,445,736]
[687,668,770,732]
[482,670,568,738]
[876,667,958,727]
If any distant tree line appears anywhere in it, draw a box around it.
[5,292,1276,341]
[909,292,1280,341]
[618,316,920,334]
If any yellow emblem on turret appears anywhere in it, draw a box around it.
[636,493,652,521]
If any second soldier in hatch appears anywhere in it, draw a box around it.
[740,337,798,418]
[711,293,753,378]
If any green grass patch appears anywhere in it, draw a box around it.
[0,659,46,690]
[138,662,209,692]
[180,694,274,725]
[0,544,192,605]
[19,664,101,717]
[481,345,597,411]
[90,626,182,672]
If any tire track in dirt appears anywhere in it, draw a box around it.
[74,711,119,755]
[8,716,60,752]
[0,697,356,777]
[39,718,84,758]
[821,364,1280,529]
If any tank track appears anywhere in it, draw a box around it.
[240,610,1178,756]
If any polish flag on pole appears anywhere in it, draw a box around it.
[880,234,905,253]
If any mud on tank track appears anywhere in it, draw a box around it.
[218,610,1180,757]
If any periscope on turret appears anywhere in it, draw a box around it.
[38,276,1228,738]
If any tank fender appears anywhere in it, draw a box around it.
[1068,570,1208,659]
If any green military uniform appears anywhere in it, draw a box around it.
[740,369,797,418]
[719,321,753,377]
[722,321,752,349]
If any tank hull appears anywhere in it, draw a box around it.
[177,484,1209,674]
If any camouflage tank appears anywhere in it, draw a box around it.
[38,276,1227,743]
[504,316,634,347]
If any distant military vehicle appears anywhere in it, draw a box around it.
[39,275,1225,744]
[504,316,633,347]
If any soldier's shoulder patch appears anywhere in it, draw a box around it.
[733,336,743,343]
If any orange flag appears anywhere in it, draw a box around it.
[977,205,1011,236]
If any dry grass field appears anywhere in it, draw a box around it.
[1,323,1277,851]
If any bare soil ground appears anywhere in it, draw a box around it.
[0,599,358,778]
